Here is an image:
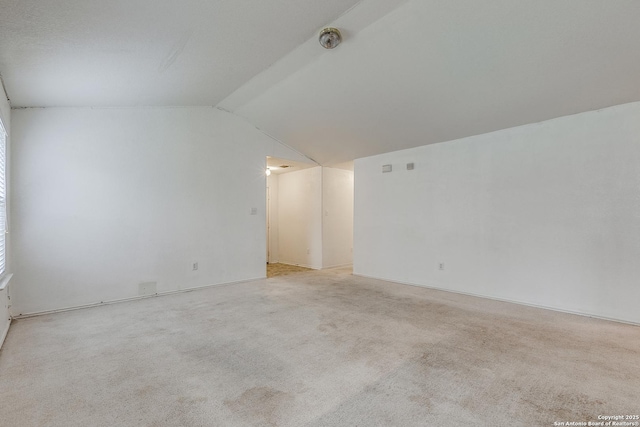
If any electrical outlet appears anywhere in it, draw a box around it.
[192,262,198,271]
[306,248,310,254]
[250,207,258,215]
[438,262,445,271]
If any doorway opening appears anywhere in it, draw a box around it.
[266,156,354,278]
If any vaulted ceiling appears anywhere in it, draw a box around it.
[2,0,640,165]
[0,0,361,107]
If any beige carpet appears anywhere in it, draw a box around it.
[267,263,313,278]
[0,267,638,426]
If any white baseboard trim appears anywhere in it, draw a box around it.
[322,263,353,270]
[274,261,320,270]
[12,276,266,319]
[0,317,10,350]
[353,273,640,327]
[275,262,352,270]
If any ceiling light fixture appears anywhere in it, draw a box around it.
[265,168,271,176]
[319,28,342,49]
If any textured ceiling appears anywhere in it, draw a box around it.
[224,0,640,165]
[2,0,640,165]
[0,0,361,107]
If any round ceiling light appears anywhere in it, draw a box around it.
[319,28,342,49]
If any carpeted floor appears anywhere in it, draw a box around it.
[0,267,638,426]
[267,263,313,278]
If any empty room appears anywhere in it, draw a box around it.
[0,1,639,426]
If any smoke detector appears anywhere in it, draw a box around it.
[319,28,342,49]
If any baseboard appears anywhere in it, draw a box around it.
[275,261,320,270]
[0,317,10,350]
[353,273,640,327]
[12,276,266,319]
[274,262,352,270]
[322,263,353,270]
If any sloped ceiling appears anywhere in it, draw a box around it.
[0,0,361,107]
[2,0,640,165]
[222,0,640,165]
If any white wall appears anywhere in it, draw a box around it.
[267,173,279,263]
[10,107,309,315]
[322,167,354,268]
[275,166,353,270]
[277,167,323,269]
[354,102,640,324]
[0,90,10,347]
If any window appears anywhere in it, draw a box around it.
[0,119,6,275]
